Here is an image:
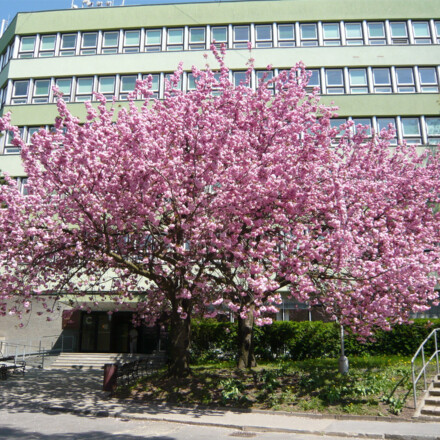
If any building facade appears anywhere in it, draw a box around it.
[0,0,439,351]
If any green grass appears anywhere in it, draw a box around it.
[124,356,428,418]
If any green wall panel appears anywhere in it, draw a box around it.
[0,154,24,176]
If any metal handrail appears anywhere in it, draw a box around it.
[411,328,440,408]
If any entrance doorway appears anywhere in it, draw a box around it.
[79,311,159,353]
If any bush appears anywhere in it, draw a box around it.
[190,318,440,363]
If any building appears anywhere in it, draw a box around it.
[0,0,439,353]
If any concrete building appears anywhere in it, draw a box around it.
[0,0,439,353]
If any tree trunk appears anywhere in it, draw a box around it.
[237,305,257,369]
[168,301,191,377]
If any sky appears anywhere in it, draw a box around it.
[0,0,220,23]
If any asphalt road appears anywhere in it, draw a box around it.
[0,409,362,440]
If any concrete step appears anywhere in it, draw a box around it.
[420,405,440,417]
[429,388,440,396]
[49,352,164,370]
[424,396,440,406]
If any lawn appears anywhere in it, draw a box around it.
[120,356,428,419]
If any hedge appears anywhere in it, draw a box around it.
[189,318,440,363]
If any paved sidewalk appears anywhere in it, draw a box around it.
[1,368,439,440]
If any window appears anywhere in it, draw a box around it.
[345,23,363,45]
[426,118,440,145]
[19,36,35,58]
[352,118,372,137]
[102,31,119,54]
[401,118,421,144]
[4,128,24,154]
[256,71,274,93]
[412,22,431,44]
[330,119,347,142]
[75,77,93,101]
[145,29,161,52]
[167,28,184,51]
[189,28,205,50]
[348,68,368,93]
[81,32,97,55]
[300,24,318,46]
[211,26,228,46]
[39,35,56,57]
[56,78,72,101]
[419,68,439,92]
[367,22,386,45]
[325,69,344,94]
[12,80,29,104]
[255,25,272,48]
[278,24,295,47]
[306,69,320,91]
[233,71,248,87]
[372,68,392,93]
[60,34,77,56]
[98,76,115,98]
[377,117,397,144]
[390,22,408,44]
[32,79,51,103]
[124,30,140,53]
[119,75,137,99]
[436,22,440,43]
[143,74,160,98]
[187,73,197,90]
[26,127,40,144]
[19,178,29,196]
[322,23,341,46]
[165,73,182,91]
[233,26,250,48]
[395,68,415,93]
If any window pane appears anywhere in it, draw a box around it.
[353,118,372,135]
[402,118,421,136]
[150,74,159,90]
[121,76,136,92]
[279,24,294,40]
[99,77,115,93]
[61,34,77,49]
[14,81,29,96]
[77,78,93,94]
[34,80,50,96]
[377,118,396,132]
[368,23,385,37]
[301,24,317,39]
[330,119,347,129]
[346,23,362,38]
[436,22,440,37]
[40,35,56,50]
[412,22,430,37]
[21,37,35,52]
[56,78,72,94]
[349,69,367,85]
[256,25,272,41]
[103,32,119,47]
[188,73,197,89]
[426,118,440,136]
[211,27,227,42]
[168,29,183,44]
[125,30,140,46]
[308,70,320,87]
[189,28,205,43]
[390,22,407,37]
[323,24,340,39]
[326,69,343,86]
[146,30,161,45]
[83,33,97,47]
[419,68,437,84]
[373,68,391,85]
[233,72,247,86]
[234,26,249,41]
[396,68,414,84]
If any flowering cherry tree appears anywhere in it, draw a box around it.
[1,47,439,374]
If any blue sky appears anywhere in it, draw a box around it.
[0,0,217,23]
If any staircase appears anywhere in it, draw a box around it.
[48,352,159,370]
[420,375,440,418]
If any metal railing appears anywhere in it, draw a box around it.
[0,335,75,368]
[411,328,440,408]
